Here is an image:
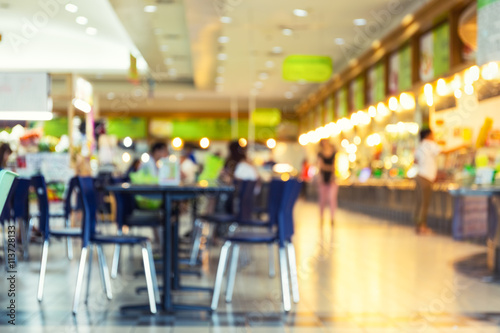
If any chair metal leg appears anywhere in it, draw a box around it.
[72,247,88,315]
[189,219,203,266]
[18,218,28,261]
[66,238,73,261]
[286,242,300,303]
[84,245,94,305]
[141,244,157,314]
[146,241,160,301]
[211,240,232,311]
[97,245,113,300]
[268,244,275,278]
[225,244,240,303]
[37,240,49,301]
[65,217,73,260]
[279,246,291,312]
[111,230,122,279]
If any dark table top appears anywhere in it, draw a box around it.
[106,182,234,194]
[448,185,500,197]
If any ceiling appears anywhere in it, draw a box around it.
[0,0,429,115]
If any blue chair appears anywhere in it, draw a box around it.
[73,176,159,314]
[210,178,302,312]
[32,175,84,302]
[10,178,31,260]
[110,187,164,279]
[189,180,260,265]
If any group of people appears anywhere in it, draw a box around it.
[128,139,260,186]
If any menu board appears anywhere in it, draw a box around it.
[389,45,412,95]
[368,62,386,104]
[420,23,450,82]
[399,45,412,91]
[351,76,365,111]
[325,96,335,123]
[337,87,348,118]
[477,0,500,65]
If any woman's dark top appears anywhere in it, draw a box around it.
[318,152,336,183]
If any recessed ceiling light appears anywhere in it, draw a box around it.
[258,72,269,80]
[107,92,115,100]
[250,89,259,96]
[144,5,157,13]
[168,68,177,76]
[164,58,174,65]
[76,16,88,25]
[284,91,294,99]
[334,38,345,45]
[271,46,282,54]
[291,85,299,92]
[293,9,308,17]
[265,60,275,68]
[65,3,78,13]
[218,36,229,43]
[254,81,263,89]
[282,28,293,36]
[372,39,381,48]
[217,66,225,74]
[160,45,168,51]
[353,18,367,26]
[215,76,224,84]
[85,27,97,35]
[218,53,227,60]
[175,93,184,101]
[154,28,162,35]
[216,85,224,92]
[220,16,232,23]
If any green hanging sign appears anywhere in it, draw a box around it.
[251,108,281,126]
[354,76,365,110]
[325,96,335,123]
[282,55,333,82]
[337,87,348,118]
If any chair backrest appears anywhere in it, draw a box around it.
[12,178,31,220]
[77,176,98,247]
[31,175,51,241]
[277,179,302,246]
[267,178,286,226]
[63,176,82,220]
[235,180,256,221]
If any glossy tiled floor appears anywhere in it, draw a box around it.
[1,200,500,332]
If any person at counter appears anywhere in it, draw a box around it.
[414,129,468,235]
[140,142,168,177]
[317,139,338,226]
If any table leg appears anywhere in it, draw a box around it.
[163,193,172,312]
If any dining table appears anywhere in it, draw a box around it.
[106,181,234,312]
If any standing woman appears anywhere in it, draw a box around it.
[317,139,338,225]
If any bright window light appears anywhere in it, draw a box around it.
[73,99,91,113]
[144,5,157,13]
